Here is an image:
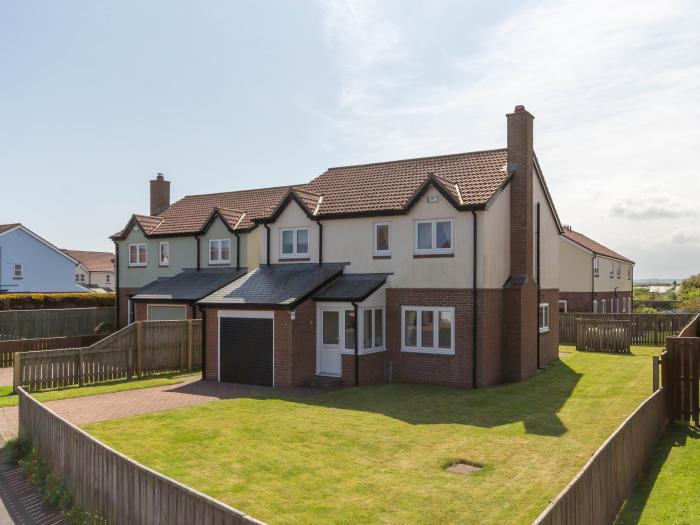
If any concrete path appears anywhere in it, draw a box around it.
[0,369,12,388]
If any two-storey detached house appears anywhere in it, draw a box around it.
[113,106,562,389]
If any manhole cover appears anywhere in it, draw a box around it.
[446,461,482,474]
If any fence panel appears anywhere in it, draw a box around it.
[17,388,262,524]
[0,307,116,340]
[576,318,631,353]
[534,389,668,525]
[0,335,104,368]
[665,316,700,426]
[560,313,696,346]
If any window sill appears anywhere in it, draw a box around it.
[401,347,454,356]
[539,328,550,334]
[208,262,231,266]
[158,264,170,268]
[279,257,311,262]
[12,277,23,280]
[342,347,386,356]
[372,255,391,260]
[413,253,454,259]
[128,264,147,268]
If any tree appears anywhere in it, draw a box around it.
[679,274,700,312]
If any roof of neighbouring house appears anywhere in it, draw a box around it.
[198,263,346,308]
[313,273,389,302]
[62,250,115,272]
[0,223,21,235]
[562,228,634,264]
[132,268,247,301]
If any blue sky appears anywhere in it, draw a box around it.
[1,0,698,279]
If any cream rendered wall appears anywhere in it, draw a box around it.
[198,217,243,269]
[75,264,89,285]
[117,226,197,289]
[246,226,261,270]
[594,257,633,293]
[478,188,509,289]
[559,239,592,292]
[264,202,320,264]
[90,271,114,289]
[533,176,560,289]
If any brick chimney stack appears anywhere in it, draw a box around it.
[150,173,170,216]
[503,105,537,383]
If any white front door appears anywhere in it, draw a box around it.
[318,309,343,376]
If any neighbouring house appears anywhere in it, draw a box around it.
[112,106,562,390]
[559,226,634,313]
[63,250,116,292]
[0,223,87,293]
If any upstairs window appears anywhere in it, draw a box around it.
[80,274,86,282]
[616,263,621,279]
[539,303,550,333]
[159,241,170,266]
[13,264,23,279]
[628,267,632,280]
[75,273,80,282]
[373,223,391,257]
[593,258,599,277]
[128,244,147,267]
[609,263,614,278]
[280,228,309,258]
[209,239,230,264]
[105,274,111,284]
[415,219,453,255]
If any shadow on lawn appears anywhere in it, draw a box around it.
[170,359,581,437]
[616,425,700,524]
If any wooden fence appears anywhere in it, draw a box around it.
[534,388,668,525]
[0,335,105,368]
[14,320,202,392]
[17,387,264,525]
[576,318,631,354]
[0,307,115,340]
[664,314,700,426]
[560,313,696,346]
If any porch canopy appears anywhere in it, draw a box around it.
[313,273,389,302]
[132,268,246,301]
[197,263,347,308]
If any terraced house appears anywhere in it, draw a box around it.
[112,106,562,389]
[559,227,634,314]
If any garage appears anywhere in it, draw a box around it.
[147,304,188,321]
[219,314,273,386]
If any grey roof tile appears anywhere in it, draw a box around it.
[313,274,388,302]
[133,268,246,301]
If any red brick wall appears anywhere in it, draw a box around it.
[503,283,538,383]
[477,289,505,387]
[204,307,219,380]
[341,352,386,386]
[539,289,559,366]
[560,291,632,313]
[117,287,138,328]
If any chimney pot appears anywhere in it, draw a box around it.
[514,105,526,113]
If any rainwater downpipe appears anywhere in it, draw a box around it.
[234,232,240,270]
[264,223,271,266]
[471,211,478,389]
[353,302,359,386]
[316,219,323,265]
[536,202,541,370]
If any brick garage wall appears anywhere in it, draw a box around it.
[341,352,386,386]
[203,307,220,380]
[539,289,559,366]
[386,289,473,388]
[117,287,138,328]
[274,299,317,388]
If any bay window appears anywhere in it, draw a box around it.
[361,307,384,352]
[401,306,454,354]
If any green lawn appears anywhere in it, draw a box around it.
[84,347,659,525]
[0,372,198,408]
[617,425,700,524]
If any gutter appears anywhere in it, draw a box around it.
[471,211,478,389]
[264,223,271,266]
[353,301,359,386]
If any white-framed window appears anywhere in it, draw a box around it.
[414,219,453,255]
[75,273,80,281]
[209,239,230,264]
[539,303,550,333]
[128,244,147,267]
[12,263,23,279]
[602,299,607,313]
[593,300,598,313]
[361,307,385,352]
[80,274,86,282]
[105,274,111,284]
[593,258,599,277]
[401,306,455,354]
[159,241,170,266]
[616,297,620,313]
[609,263,614,278]
[558,300,568,313]
[280,228,309,258]
[628,267,632,280]
[373,223,391,257]
[616,264,621,279]
[320,306,356,351]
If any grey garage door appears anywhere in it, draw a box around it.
[219,317,273,386]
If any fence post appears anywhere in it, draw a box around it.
[12,353,21,393]
[136,321,143,377]
[187,320,193,371]
[652,355,659,392]
[79,348,85,387]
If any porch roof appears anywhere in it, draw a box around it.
[198,263,347,308]
[132,268,246,301]
[313,273,388,302]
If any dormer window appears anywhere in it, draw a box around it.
[209,239,230,264]
[414,219,453,256]
[280,228,309,259]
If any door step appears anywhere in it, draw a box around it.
[303,375,343,389]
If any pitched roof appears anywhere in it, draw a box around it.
[63,250,115,272]
[313,273,388,302]
[300,149,509,217]
[133,268,246,301]
[199,263,346,308]
[563,229,634,264]
[111,185,294,239]
[0,224,20,235]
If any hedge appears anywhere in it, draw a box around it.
[0,293,115,310]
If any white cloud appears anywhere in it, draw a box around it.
[610,193,696,220]
[315,0,700,277]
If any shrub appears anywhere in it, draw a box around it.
[5,437,31,464]
[634,305,659,314]
[0,293,115,310]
